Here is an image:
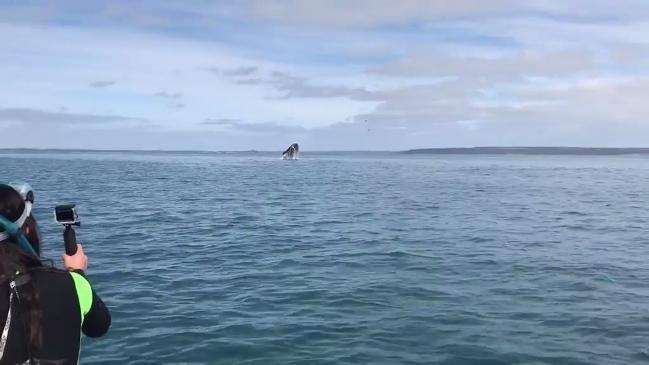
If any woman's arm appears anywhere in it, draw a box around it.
[81,288,111,337]
[64,244,111,337]
[69,271,112,337]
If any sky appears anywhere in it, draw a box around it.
[2,0,649,151]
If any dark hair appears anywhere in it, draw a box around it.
[0,185,44,351]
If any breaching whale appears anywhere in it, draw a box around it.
[282,143,299,160]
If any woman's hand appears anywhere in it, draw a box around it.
[63,244,88,272]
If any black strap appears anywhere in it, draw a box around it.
[11,274,35,364]
[13,274,31,293]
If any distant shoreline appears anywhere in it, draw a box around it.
[0,148,391,154]
[2,147,649,156]
[403,147,649,155]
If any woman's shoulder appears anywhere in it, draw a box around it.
[29,266,76,284]
[28,267,85,306]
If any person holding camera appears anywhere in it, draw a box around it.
[0,183,111,364]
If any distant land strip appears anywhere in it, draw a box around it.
[2,147,649,155]
[403,147,649,155]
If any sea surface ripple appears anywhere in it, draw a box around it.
[1,151,648,364]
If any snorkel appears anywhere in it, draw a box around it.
[0,183,39,257]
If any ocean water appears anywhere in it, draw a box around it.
[1,151,649,365]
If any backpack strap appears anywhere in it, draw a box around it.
[0,273,32,361]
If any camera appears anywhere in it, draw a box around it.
[54,205,80,255]
[55,205,80,226]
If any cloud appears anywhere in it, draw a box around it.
[230,70,377,100]
[0,124,313,151]
[345,75,649,142]
[525,1,649,21]
[606,42,649,64]
[208,66,259,78]
[201,117,306,134]
[222,66,258,76]
[155,92,185,108]
[235,78,265,85]
[489,77,649,125]
[6,1,646,35]
[0,108,145,126]
[267,71,375,99]
[89,80,116,88]
[202,118,241,125]
[372,50,595,79]
[248,0,515,28]
[154,91,183,99]
[247,1,649,30]
[3,2,649,149]
[215,65,378,99]
[229,121,306,134]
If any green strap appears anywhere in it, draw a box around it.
[70,272,92,325]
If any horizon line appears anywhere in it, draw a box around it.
[2,146,649,153]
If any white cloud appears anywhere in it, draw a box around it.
[2,1,649,149]
[89,80,116,88]
[496,77,649,125]
[221,66,259,77]
[153,91,183,99]
[372,50,595,78]
[0,108,145,126]
[248,0,515,28]
[0,22,374,131]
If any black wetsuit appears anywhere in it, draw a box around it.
[0,269,110,364]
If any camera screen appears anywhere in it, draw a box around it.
[55,208,76,223]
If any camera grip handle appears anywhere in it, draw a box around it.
[64,226,77,255]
